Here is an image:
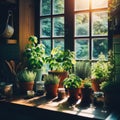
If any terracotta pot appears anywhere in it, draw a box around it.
[19,81,34,94]
[45,84,59,98]
[48,71,68,88]
[68,88,81,104]
[80,88,93,106]
[91,79,102,92]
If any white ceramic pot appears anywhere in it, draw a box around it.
[2,24,14,38]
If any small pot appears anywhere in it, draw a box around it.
[2,84,13,97]
[19,81,34,94]
[67,88,81,104]
[48,71,68,88]
[80,87,93,106]
[45,84,59,98]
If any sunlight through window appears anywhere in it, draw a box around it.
[92,0,108,9]
[74,0,108,60]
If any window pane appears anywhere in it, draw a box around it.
[92,38,108,60]
[53,17,64,37]
[75,0,89,11]
[40,0,51,16]
[53,0,64,14]
[92,0,108,9]
[92,11,108,36]
[75,13,89,37]
[53,39,64,50]
[75,39,89,60]
[41,39,51,55]
[40,18,51,37]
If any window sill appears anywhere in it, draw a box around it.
[0,95,111,120]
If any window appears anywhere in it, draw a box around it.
[39,0,64,55]
[36,0,108,60]
[75,0,108,60]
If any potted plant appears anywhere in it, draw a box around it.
[17,69,36,94]
[81,78,92,89]
[63,74,82,104]
[44,74,60,98]
[80,78,93,106]
[100,80,120,110]
[46,46,76,88]
[74,61,91,79]
[23,35,46,87]
[91,51,114,92]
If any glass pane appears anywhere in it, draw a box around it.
[40,18,51,37]
[75,39,89,60]
[92,11,108,36]
[40,0,51,16]
[75,0,89,11]
[92,0,108,9]
[53,17,64,37]
[92,38,108,60]
[53,39,64,50]
[75,13,89,37]
[53,0,64,14]
[41,39,51,55]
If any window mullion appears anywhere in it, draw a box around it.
[51,0,53,49]
[65,0,74,51]
[89,0,92,60]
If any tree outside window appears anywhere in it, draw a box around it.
[38,0,108,60]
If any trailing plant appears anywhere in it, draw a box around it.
[44,74,60,85]
[63,74,82,89]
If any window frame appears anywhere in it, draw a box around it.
[35,0,110,60]
[74,0,109,60]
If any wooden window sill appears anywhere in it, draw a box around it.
[0,95,111,120]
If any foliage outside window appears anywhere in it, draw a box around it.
[37,0,108,60]
[75,0,108,60]
[39,0,64,56]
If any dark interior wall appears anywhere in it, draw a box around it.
[0,1,20,62]
[0,44,19,61]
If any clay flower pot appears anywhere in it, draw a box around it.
[19,81,34,94]
[45,84,59,98]
[67,88,81,104]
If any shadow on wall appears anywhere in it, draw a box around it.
[0,59,18,84]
